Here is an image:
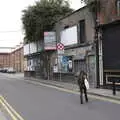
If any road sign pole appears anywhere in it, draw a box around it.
[57,43,64,82]
[60,55,61,82]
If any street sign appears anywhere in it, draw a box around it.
[57,43,64,50]
[44,32,56,50]
[57,43,64,55]
[58,49,64,55]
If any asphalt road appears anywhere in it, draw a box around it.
[0,73,120,120]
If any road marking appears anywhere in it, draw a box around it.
[0,96,24,120]
[89,95,120,104]
[0,98,17,120]
[27,80,120,105]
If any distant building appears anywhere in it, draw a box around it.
[0,47,24,72]
[10,47,24,72]
[0,53,10,68]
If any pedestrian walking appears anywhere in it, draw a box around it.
[77,71,88,104]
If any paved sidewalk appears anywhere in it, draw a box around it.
[1,73,120,101]
[25,77,120,101]
[0,110,8,120]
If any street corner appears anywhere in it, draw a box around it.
[0,95,24,120]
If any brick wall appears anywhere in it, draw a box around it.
[11,47,24,72]
[0,47,24,72]
[0,53,10,68]
[98,0,120,24]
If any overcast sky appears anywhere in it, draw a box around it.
[0,0,84,52]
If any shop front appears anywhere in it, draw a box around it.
[52,45,96,87]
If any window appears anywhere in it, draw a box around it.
[60,26,78,46]
[79,20,86,44]
[117,0,120,16]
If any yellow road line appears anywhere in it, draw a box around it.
[28,80,120,105]
[0,96,24,120]
[89,94,120,104]
[0,80,120,120]
[0,98,17,120]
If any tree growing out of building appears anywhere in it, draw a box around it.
[22,0,73,43]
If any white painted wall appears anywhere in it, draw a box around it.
[24,44,30,55]
[60,26,78,46]
[30,42,37,54]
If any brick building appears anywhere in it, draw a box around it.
[0,53,10,68]
[98,0,120,24]
[0,47,24,72]
[10,47,24,72]
[95,0,120,88]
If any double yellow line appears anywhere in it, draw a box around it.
[0,96,24,120]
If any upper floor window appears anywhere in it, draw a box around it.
[117,0,120,16]
[79,20,86,44]
[60,25,78,46]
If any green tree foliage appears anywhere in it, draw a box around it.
[22,0,73,43]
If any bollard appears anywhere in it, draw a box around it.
[113,80,116,95]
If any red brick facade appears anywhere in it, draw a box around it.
[98,0,120,24]
[0,47,24,72]
[10,47,24,72]
[0,53,10,68]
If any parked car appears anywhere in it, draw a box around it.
[7,68,16,73]
[0,68,3,72]
[1,68,8,73]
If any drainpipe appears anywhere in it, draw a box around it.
[95,0,100,88]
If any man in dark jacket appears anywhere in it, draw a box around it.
[77,71,88,104]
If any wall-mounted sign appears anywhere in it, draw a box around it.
[57,43,64,55]
[44,32,56,50]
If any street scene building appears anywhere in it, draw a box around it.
[24,0,120,89]
[0,53,10,68]
[0,46,24,72]
[0,1,120,120]
[10,47,24,72]
[24,6,96,87]
[97,0,120,89]
[53,6,96,87]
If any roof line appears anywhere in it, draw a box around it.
[57,5,87,22]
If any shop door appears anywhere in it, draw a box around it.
[87,55,96,88]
